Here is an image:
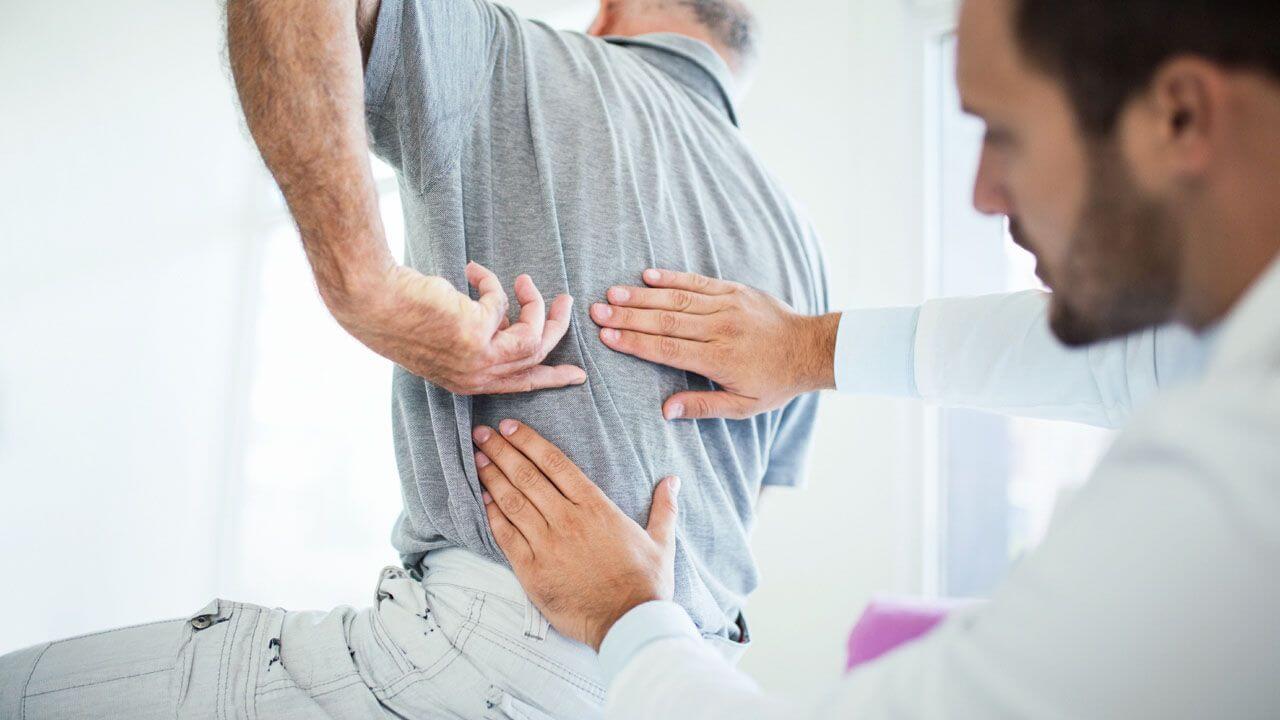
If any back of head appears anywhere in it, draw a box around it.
[1011,0,1280,136]
[589,0,759,77]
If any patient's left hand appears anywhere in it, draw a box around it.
[471,420,681,651]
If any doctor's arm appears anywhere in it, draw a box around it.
[593,271,1203,428]
[469,401,1277,719]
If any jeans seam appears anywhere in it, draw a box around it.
[22,666,170,699]
[19,642,53,719]
[467,624,605,700]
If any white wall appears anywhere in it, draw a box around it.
[0,0,942,701]
[0,0,271,649]
[735,0,940,698]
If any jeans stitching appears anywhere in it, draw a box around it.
[466,624,605,700]
[21,666,171,699]
[19,642,53,719]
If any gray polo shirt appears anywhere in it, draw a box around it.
[364,0,829,639]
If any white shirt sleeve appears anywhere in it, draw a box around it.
[603,378,1280,720]
[835,291,1206,428]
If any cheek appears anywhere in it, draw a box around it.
[1014,132,1089,268]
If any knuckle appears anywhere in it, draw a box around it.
[657,337,680,360]
[691,273,711,290]
[541,450,571,475]
[512,463,540,489]
[692,397,712,417]
[503,491,527,515]
[658,311,679,333]
[713,321,738,338]
[670,290,694,311]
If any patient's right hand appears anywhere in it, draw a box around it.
[328,261,587,395]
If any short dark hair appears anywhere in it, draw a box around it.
[677,0,757,65]
[1012,0,1280,136]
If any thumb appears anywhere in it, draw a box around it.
[646,476,681,552]
[663,391,759,421]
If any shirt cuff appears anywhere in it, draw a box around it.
[598,601,701,686]
[833,306,922,397]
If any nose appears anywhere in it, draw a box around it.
[972,144,1010,216]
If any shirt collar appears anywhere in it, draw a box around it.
[1204,252,1280,376]
[605,33,740,127]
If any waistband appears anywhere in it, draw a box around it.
[415,546,752,665]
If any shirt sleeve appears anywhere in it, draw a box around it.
[363,0,506,191]
[604,379,1280,719]
[833,291,1208,429]
[833,306,921,397]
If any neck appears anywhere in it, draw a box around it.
[593,16,741,78]
[1177,81,1280,330]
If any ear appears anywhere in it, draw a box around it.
[587,0,614,37]
[1145,57,1228,181]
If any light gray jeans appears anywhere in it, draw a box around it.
[0,547,749,719]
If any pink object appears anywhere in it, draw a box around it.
[846,596,976,672]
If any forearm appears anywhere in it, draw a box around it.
[227,0,390,312]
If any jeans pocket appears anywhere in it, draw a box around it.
[368,567,469,687]
[484,686,565,720]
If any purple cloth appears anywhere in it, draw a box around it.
[846,596,975,672]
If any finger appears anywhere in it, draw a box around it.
[590,304,713,341]
[466,261,509,331]
[472,438,549,538]
[483,491,533,565]
[494,419,600,505]
[512,274,547,342]
[663,391,762,421]
[474,425,568,521]
[490,276,548,364]
[598,328,717,378]
[645,476,681,553]
[605,285,724,315]
[642,268,736,294]
[474,364,587,394]
[539,294,575,356]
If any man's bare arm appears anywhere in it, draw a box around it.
[225,0,585,394]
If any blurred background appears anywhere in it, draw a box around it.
[0,0,1110,702]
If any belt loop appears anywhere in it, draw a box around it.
[523,598,550,641]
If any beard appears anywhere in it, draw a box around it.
[1028,143,1183,347]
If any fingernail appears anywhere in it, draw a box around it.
[473,426,492,443]
[475,451,491,468]
[592,303,613,320]
[669,476,682,495]
[601,328,620,343]
[609,287,630,303]
[574,370,588,385]
[665,402,684,419]
[644,269,661,283]
[499,419,519,436]
[482,491,493,505]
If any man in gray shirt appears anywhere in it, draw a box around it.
[367,0,829,639]
[0,0,828,716]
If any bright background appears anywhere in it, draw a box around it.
[0,0,1107,701]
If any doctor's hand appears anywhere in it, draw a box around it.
[471,420,680,651]
[326,261,586,395]
[591,269,840,420]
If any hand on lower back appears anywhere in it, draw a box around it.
[470,420,679,651]
[330,261,586,395]
[590,269,839,420]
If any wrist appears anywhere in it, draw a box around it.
[792,312,839,394]
[589,595,659,652]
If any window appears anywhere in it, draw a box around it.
[924,32,1114,598]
